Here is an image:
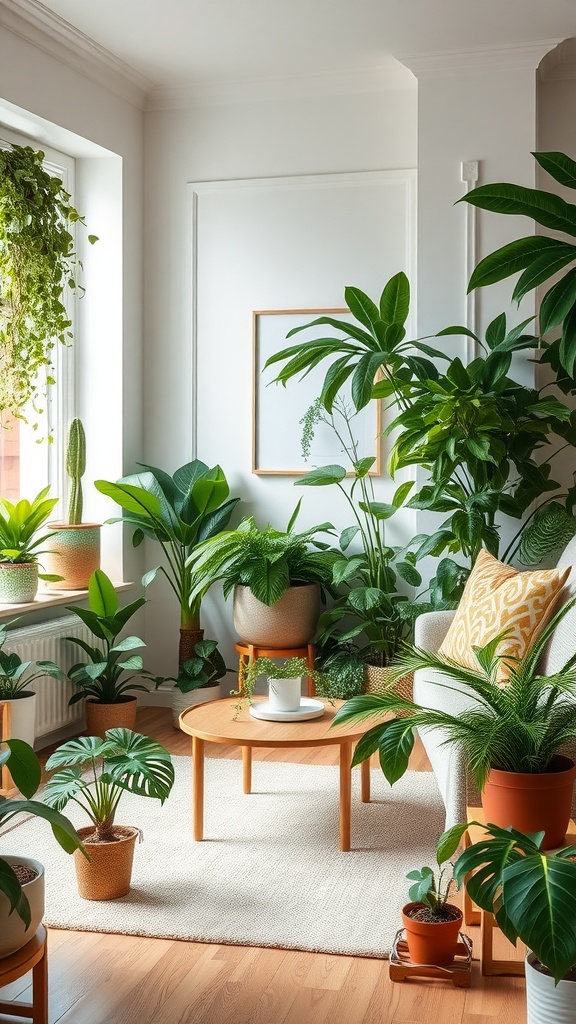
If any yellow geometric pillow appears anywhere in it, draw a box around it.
[438,549,570,682]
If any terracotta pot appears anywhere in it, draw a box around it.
[525,952,576,1024]
[0,856,44,958]
[85,696,138,739]
[73,825,138,900]
[44,523,101,590]
[482,755,576,850]
[233,583,320,648]
[0,562,38,603]
[171,683,220,729]
[401,901,462,967]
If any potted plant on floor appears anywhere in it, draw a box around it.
[170,638,231,728]
[450,819,576,1021]
[400,828,464,967]
[0,619,63,748]
[0,487,63,603]
[95,461,240,721]
[65,569,162,737]
[332,598,576,849]
[187,501,339,648]
[44,419,101,589]
[43,727,174,900]
[0,735,84,957]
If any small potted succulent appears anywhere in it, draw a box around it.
[0,618,63,748]
[43,728,174,900]
[44,418,101,589]
[401,829,463,967]
[0,487,63,603]
[170,638,230,728]
[65,569,163,737]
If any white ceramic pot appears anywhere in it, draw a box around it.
[0,856,45,958]
[267,677,302,712]
[4,691,37,747]
[172,684,221,728]
[525,952,576,1024]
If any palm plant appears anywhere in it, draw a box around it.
[332,598,576,787]
[43,728,175,842]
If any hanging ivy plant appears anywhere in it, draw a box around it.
[0,143,97,426]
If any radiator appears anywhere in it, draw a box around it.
[6,615,93,739]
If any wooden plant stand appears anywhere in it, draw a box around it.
[0,925,48,1024]
[389,929,473,987]
[234,642,316,695]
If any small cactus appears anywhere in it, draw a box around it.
[66,418,85,524]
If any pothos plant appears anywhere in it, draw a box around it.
[0,143,97,425]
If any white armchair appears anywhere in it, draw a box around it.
[413,537,576,830]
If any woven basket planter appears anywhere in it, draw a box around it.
[73,825,139,900]
[85,696,138,739]
[233,583,320,648]
[364,663,414,703]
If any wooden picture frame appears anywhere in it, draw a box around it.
[252,308,382,476]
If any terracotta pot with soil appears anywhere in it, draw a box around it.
[401,901,463,966]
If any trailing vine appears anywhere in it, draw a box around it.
[0,143,97,426]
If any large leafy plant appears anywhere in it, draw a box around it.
[43,728,174,842]
[0,144,97,423]
[331,599,576,787]
[0,736,83,925]
[449,820,576,984]
[0,618,62,699]
[65,569,160,706]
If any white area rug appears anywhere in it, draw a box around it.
[4,757,445,957]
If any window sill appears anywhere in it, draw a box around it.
[0,582,133,622]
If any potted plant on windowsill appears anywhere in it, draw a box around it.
[0,487,63,603]
[0,619,63,748]
[450,819,576,1021]
[43,728,174,900]
[170,638,231,728]
[44,418,101,590]
[64,569,162,738]
[187,501,338,649]
[0,736,84,957]
[332,599,576,849]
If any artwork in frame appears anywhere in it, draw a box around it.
[253,309,382,476]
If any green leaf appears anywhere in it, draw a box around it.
[358,501,396,521]
[534,151,576,190]
[460,182,576,236]
[3,738,41,797]
[344,286,380,330]
[379,272,410,328]
[296,465,347,487]
[512,247,576,304]
[560,302,576,378]
[539,269,576,335]
[392,481,415,508]
[467,236,573,291]
[396,561,422,587]
[88,569,118,618]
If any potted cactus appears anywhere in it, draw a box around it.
[44,418,101,589]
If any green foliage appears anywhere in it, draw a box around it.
[450,820,576,984]
[95,461,240,631]
[0,617,62,698]
[0,487,62,581]
[405,827,462,917]
[43,728,174,842]
[314,644,365,701]
[0,144,97,424]
[65,569,160,705]
[518,500,576,565]
[174,638,230,694]
[331,598,576,789]
[66,418,86,525]
[186,502,338,607]
[460,151,576,380]
[237,655,328,704]
[0,737,83,926]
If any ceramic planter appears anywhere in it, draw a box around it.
[525,952,576,1024]
[171,684,221,729]
[43,523,101,590]
[0,856,44,958]
[0,563,38,604]
[267,677,302,712]
[73,825,138,900]
[482,755,576,849]
[401,901,463,966]
[85,695,138,739]
[3,691,37,747]
[233,583,320,648]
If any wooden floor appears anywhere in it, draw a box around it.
[1,707,528,1024]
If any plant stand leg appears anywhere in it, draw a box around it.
[339,740,352,851]
[192,735,204,841]
[306,644,315,696]
[242,745,252,794]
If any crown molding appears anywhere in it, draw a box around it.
[0,0,152,108]
[145,62,415,111]
[539,38,576,80]
[398,39,562,78]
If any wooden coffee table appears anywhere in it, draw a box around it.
[179,697,386,851]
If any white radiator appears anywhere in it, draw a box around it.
[6,615,93,740]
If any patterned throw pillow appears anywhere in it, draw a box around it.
[438,549,570,681]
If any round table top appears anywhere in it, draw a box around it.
[179,696,385,748]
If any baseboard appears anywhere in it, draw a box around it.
[137,687,173,708]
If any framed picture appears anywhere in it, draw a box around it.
[252,309,382,476]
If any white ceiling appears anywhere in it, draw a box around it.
[23,0,576,91]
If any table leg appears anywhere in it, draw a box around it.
[32,940,48,1024]
[361,757,371,802]
[242,745,252,793]
[192,735,205,841]
[339,740,352,851]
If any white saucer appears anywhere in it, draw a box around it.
[249,698,326,722]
